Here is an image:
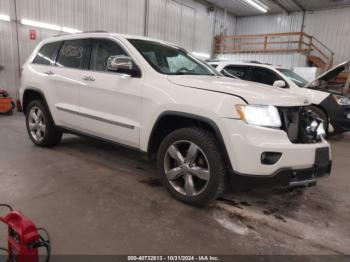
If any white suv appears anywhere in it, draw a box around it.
[20,33,331,206]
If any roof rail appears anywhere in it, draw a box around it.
[205,59,224,62]
[244,60,262,64]
[81,30,108,33]
[53,33,69,37]
[53,30,109,37]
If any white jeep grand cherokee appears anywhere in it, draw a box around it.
[20,32,331,206]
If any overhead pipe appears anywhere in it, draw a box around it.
[144,0,149,37]
[223,8,227,34]
[13,0,21,101]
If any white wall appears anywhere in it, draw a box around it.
[0,0,19,98]
[147,0,231,55]
[303,7,350,65]
[0,0,236,99]
[214,8,236,36]
[224,7,350,68]
[235,12,303,34]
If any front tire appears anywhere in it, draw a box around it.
[157,127,227,207]
[26,100,62,147]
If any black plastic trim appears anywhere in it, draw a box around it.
[22,87,59,128]
[230,147,332,190]
[261,152,282,165]
[22,87,50,114]
[56,105,135,129]
[58,126,144,154]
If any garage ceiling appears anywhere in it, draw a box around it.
[207,0,350,16]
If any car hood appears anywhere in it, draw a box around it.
[168,75,309,106]
[305,60,350,88]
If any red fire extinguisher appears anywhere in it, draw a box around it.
[0,204,51,262]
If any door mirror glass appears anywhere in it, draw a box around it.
[310,80,320,88]
[107,55,133,72]
[106,55,141,77]
[221,69,238,79]
[273,80,286,88]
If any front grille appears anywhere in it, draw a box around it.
[278,106,322,144]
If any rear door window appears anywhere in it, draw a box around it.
[223,66,250,79]
[56,39,92,69]
[250,67,282,86]
[33,41,63,66]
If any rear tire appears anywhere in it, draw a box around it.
[308,105,329,134]
[157,127,227,207]
[25,100,62,147]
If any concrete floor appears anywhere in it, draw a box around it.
[1,113,350,256]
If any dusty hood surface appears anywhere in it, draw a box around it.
[168,75,308,107]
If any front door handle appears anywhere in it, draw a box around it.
[44,70,55,75]
[82,76,95,81]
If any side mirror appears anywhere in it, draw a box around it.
[221,69,237,79]
[309,80,320,88]
[273,80,286,88]
[106,55,141,77]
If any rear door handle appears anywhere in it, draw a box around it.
[44,70,55,76]
[82,76,95,81]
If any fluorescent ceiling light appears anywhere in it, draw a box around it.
[0,14,11,22]
[241,0,268,13]
[62,27,82,34]
[192,52,211,59]
[21,19,61,31]
[21,19,82,33]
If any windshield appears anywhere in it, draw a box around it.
[128,39,217,76]
[278,68,308,87]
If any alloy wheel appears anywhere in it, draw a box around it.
[164,140,210,196]
[28,106,46,142]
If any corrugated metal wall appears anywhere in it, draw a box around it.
[147,0,228,54]
[303,7,350,65]
[216,12,305,68]
[235,12,303,34]
[17,0,146,64]
[0,0,19,98]
[0,0,235,98]
[224,7,350,68]
[214,8,236,36]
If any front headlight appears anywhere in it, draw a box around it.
[333,95,350,106]
[235,105,282,128]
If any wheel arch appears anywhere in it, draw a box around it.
[147,111,233,171]
[310,103,330,121]
[22,87,49,113]
[22,87,57,127]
